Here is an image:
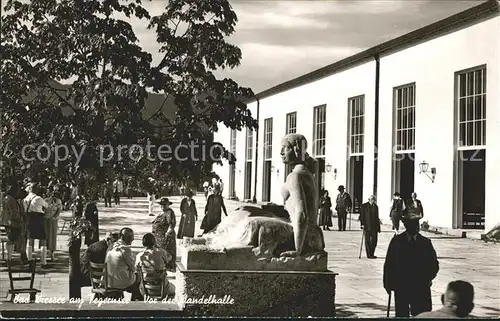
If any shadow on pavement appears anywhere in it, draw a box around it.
[428,236,465,240]
[336,302,388,317]
[480,306,500,313]
[0,252,69,274]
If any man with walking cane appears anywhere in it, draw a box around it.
[383,212,439,317]
[359,195,380,259]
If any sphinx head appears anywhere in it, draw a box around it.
[280,134,308,165]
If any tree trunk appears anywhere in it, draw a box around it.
[69,237,82,299]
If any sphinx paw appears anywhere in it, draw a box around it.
[252,247,262,256]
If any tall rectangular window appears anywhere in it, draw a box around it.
[394,83,416,152]
[245,128,253,161]
[348,95,365,154]
[230,129,237,154]
[229,129,237,163]
[313,105,326,157]
[264,118,273,160]
[457,66,486,147]
[286,112,297,134]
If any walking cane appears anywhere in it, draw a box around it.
[386,291,392,318]
[358,229,364,259]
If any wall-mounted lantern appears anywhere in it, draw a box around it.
[325,163,337,180]
[419,160,436,183]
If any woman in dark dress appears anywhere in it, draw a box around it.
[84,195,99,246]
[152,197,176,271]
[319,190,333,231]
[200,185,227,234]
[390,192,406,234]
[68,196,91,299]
[178,190,198,239]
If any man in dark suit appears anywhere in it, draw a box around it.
[80,232,119,286]
[335,185,352,231]
[359,195,380,259]
[383,213,439,317]
[415,280,475,318]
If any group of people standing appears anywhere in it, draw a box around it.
[1,179,63,267]
[347,189,469,318]
[390,192,424,234]
[318,185,353,231]
[102,178,125,207]
[202,178,224,200]
[344,191,473,318]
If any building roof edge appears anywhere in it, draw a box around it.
[245,0,499,103]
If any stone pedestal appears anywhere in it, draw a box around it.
[179,244,328,271]
[175,262,337,317]
[176,242,337,317]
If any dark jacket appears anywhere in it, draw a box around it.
[335,192,352,212]
[390,198,405,218]
[84,202,99,246]
[359,202,380,233]
[407,199,424,217]
[383,232,439,292]
[80,239,109,279]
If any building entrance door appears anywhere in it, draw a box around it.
[348,156,364,213]
[244,161,252,200]
[228,164,236,198]
[262,160,272,202]
[394,153,415,202]
[460,149,486,229]
[316,158,325,194]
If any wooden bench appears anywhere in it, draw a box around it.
[89,261,124,299]
[6,259,41,302]
[138,266,168,300]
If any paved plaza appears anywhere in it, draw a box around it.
[1,194,499,317]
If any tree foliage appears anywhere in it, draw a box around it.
[1,0,256,187]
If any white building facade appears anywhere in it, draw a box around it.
[213,0,500,232]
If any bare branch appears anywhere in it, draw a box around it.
[145,94,171,122]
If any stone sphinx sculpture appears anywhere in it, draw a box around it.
[198,134,325,261]
[176,135,335,316]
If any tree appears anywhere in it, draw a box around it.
[1,0,257,188]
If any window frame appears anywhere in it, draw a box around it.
[393,83,416,154]
[312,105,327,157]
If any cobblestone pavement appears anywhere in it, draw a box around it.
[1,195,499,318]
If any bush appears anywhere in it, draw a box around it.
[421,221,430,231]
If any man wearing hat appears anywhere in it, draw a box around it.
[383,212,439,317]
[335,185,352,231]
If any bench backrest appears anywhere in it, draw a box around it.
[7,259,37,292]
[0,226,8,241]
[138,265,165,299]
[89,261,109,291]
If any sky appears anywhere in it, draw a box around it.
[137,0,482,93]
[2,0,482,93]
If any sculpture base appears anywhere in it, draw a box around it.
[175,262,337,317]
[179,241,328,272]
